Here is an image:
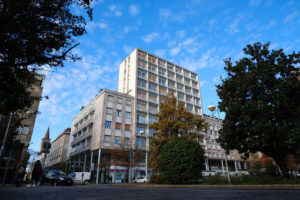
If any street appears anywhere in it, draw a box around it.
[1,184,300,200]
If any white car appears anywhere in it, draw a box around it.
[133,177,148,183]
[69,172,91,184]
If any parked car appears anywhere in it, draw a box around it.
[201,171,216,176]
[41,170,73,186]
[133,177,148,183]
[69,172,91,184]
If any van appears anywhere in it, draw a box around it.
[69,172,91,184]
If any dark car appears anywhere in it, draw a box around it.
[41,170,73,186]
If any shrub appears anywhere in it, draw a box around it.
[158,137,205,184]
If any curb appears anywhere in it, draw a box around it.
[113,184,300,190]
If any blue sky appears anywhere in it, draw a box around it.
[30,0,300,152]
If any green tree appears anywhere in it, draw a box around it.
[149,95,207,172]
[158,137,205,184]
[216,42,300,175]
[0,0,92,115]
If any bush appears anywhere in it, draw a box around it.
[149,174,166,184]
[158,137,205,184]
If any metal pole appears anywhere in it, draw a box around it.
[96,149,101,184]
[129,148,132,183]
[145,135,148,182]
[221,160,225,175]
[0,113,14,162]
[83,152,87,172]
[89,151,93,174]
[2,149,13,186]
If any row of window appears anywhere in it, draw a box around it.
[138,70,198,87]
[105,121,131,131]
[104,136,131,146]
[107,95,132,107]
[106,108,131,118]
[137,52,197,80]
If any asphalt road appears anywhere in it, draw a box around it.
[1,184,300,200]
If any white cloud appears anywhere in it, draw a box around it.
[105,4,122,17]
[159,8,185,25]
[200,80,207,87]
[141,32,160,43]
[284,12,299,24]
[123,45,134,54]
[99,23,108,29]
[129,5,139,16]
[179,48,223,71]
[227,18,240,34]
[154,49,166,57]
[249,0,261,6]
[176,30,186,38]
[170,46,181,56]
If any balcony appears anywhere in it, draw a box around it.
[70,143,91,156]
[71,132,92,146]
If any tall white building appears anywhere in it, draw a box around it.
[118,48,203,149]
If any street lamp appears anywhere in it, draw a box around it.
[208,104,231,184]
[139,130,148,182]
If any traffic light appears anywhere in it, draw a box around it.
[42,142,51,153]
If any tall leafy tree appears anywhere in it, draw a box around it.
[0,0,93,115]
[217,42,300,175]
[149,95,207,172]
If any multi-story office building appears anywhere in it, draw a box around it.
[203,115,247,173]
[45,128,70,168]
[67,89,134,183]
[118,48,203,149]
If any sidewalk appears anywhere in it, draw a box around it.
[113,183,300,189]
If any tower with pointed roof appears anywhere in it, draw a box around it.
[39,127,50,154]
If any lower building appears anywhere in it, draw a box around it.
[67,89,140,183]
[45,128,70,169]
[203,115,247,174]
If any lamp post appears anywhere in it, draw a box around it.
[208,104,231,184]
[139,130,148,182]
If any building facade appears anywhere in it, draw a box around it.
[67,89,135,183]
[45,128,70,168]
[37,127,50,168]
[203,115,247,174]
[118,48,203,150]
[15,74,45,163]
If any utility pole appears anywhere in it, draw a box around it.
[0,113,14,163]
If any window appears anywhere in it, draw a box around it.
[191,74,196,80]
[167,64,173,71]
[137,114,146,123]
[148,83,156,90]
[115,123,121,130]
[158,59,165,66]
[159,78,165,85]
[148,55,156,63]
[149,115,156,123]
[194,98,199,104]
[138,60,147,68]
[117,97,123,104]
[125,112,131,119]
[158,69,165,76]
[106,108,112,115]
[108,95,114,102]
[138,51,146,59]
[125,124,130,131]
[148,64,156,72]
[148,74,157,81]
[186,96,191,103]
[114,137,121,145]
[116,110,122,117]
[177,84,183,90]
[187,105,193,112]
[138,80,146,88]
[195,107,200,113]
[138,71,146,78]
[21,125,29,134]
[126,100,131,107]
[105,121,111,128]
[178,93,184,100]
